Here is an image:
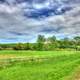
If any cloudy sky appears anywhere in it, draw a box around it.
[0,0,80,43]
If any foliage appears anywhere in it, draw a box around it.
[36,35,45,50]
[0,35,80,51]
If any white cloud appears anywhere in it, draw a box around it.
[0,0,80,42]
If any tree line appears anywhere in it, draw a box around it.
[0,35,80,51]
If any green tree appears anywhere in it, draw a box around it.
[60,38,70,48]
[36,35,45,50]
[46,36,59,50]
[13,43,25,50]
[47,36,56,43]
[25,43,30,50]
[74,36,80,45]
[74,36,80,50]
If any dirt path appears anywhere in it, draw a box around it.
[74,72,80,80]
[65,67,80,80]
[0,54,49,64]
[72,69,80,80]
[0,54,17,59]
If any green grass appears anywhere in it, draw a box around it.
[0,51,80,80]
[0,50,78,57]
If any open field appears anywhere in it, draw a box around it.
[0,51,80,80]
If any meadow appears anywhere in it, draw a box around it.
[0,51,80,80]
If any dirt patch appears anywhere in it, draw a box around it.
[72,70,80,80]
[65,67,80,80]
[0,54,49,63]
[0,54,17,59]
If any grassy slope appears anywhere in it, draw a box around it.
[0,51,79,80]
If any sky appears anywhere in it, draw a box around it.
[0,0,80,43]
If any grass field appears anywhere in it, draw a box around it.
[0,51,80,80]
